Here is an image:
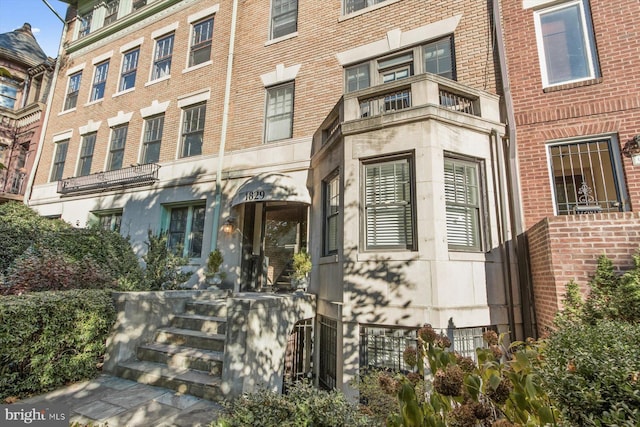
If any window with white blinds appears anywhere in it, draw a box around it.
[364,156,415,250]
[444,156,482,251]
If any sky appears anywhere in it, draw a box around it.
[0,0,69,58]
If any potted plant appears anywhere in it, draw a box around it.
[291,250,311,292]
[205,249,225,286]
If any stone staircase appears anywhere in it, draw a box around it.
[113,298,228,401]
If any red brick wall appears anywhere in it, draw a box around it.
[527,212,640,334]
[500,0,640,229]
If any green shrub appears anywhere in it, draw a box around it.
[0,289,116,400]
[540,320,640,426]
[140,230,190,290]
[0,202,67,273]
[353,370,401,425]
[213,381,372,427]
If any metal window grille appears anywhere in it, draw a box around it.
[447,326,494,361]
[359,326,418,373]
[283,318,313,391]
[549,139,623,215]
[319,316,337,390]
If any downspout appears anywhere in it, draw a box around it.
[211,0,239,251]
[492,0,536,338]
[24,8,67,204]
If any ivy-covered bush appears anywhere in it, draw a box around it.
[0,290,116,400]
[0,202,142,294]
[214,380,372,427]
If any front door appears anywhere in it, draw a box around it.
[241,203,307,291]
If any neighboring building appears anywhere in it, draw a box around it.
[28,0,524,394]
[0,23,54,202]
[499,0,640,334]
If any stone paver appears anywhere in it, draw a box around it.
[17,375,223,426]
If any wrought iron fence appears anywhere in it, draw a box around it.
[57,163,160,195]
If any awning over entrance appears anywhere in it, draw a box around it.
[231,172,311,207]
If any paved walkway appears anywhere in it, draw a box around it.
[19,375,224,426]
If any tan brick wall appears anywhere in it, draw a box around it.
[527,212,640,334]
[34,0,503,186]
[34,0,234,185]
[500,0,640,230]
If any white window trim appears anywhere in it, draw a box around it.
[79,120,102,135]
[340,0,401,20]
[107,111,134,127]
[336,15,461,66]
[65,62,86,76]
[260,63,301,87]
[177,89,211,108]
[187,4,219,23]
[53,130,73,143]
[120,37,144,53]
[533,0,597,88]
[140,100,170,118]
[91,50,114,65]
[151,21,179,39]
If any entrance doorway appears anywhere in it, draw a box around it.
[241,202,308,292]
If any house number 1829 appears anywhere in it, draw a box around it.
[244,190,265,201]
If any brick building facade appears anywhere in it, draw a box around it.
[499,0,640,333]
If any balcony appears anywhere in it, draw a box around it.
[57,163,160,195]
[314,73,501,150]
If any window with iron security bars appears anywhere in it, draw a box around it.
[359,325,495,373]
[548,137,627,215]
[319,316,337,390]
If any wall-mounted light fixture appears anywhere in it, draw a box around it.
[622,135,640,166]
[222,217,235,233]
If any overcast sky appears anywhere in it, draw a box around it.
[0,0,69,58]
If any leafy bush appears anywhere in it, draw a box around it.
[214,380,372,427]
[540,320,640,426]
[385,326,559,427]
[140,230,190,291]
[0,290,116,400]
[543,252,640,426]
[353,370,401,425]
[0,202,143,293]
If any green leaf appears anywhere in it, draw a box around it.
[464,374,481,401]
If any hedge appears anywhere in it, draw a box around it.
[0,289,116,400]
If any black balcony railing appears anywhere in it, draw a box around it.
[57,163,160,195]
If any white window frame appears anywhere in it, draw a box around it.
[270,0,298,40]
[77,133,97,177]
[119,48,139,92]
[92,210,123,232]
[362,154,416,251]
[141,115,164,164]
[264,82,295,143]
[151,33,175,81]
[444,154,484,252]
[188,17,214,68]
[50,139,69,182]
[533,0,599,88]
[64,72,82,111]
[107,124,128,171]
[180,102,206,158]
[90,61,109,102]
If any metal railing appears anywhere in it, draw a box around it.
[439,88,477,115]
[359,88,412,118]
[57,163,160,195]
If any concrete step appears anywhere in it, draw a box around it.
[137,342,224,375]
[184,301,228,318]
[115,360,223,401]
[171,314,227,334]
[155,327,225,352]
